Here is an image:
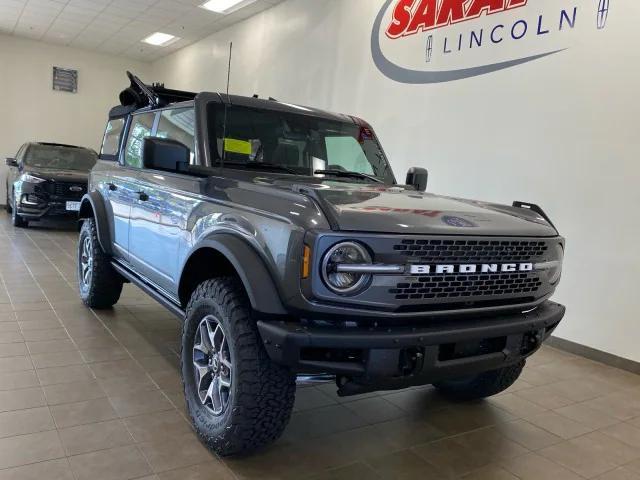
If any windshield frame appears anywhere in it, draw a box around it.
[199,97,397,185]
[23,144,97,172]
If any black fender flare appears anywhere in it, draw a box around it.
[182,234,287,316]
[78,192,113,256]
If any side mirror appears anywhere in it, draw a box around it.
[5,158,18,167]
[406,167,428,192]
[142,137,190,173]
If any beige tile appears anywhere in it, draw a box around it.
[501,452,583,480]
[600,422,640,449]
[123,410,192,443]
[365,449,444,479]
[0,356,33,373]
[0,406,55,438]
[18,319,62,331]
[21,328,68,342]
[79,346,129,363]
[527,411,593,439]
[109,390,174,418]
[97,374,158,397]
[488,393,548,419]
[0,331,24,344]
[539,431,640,478]
[545,378,613,402]
[0,370,39,391]
[555,402,621,430]
[586,392,640,421]
[50,397,118,428]
[156,461,235,480]
[343,396,406,424]
[306,462,382,480]
[514,385,575,409]
[26,338,77,354]
[68,445,152,480]
[0,343,28,358]
[425,403,516,436]
[59,419,134,456]
[138,432,214,473]
[30,350,84,369]
[284,404,369,440]
[0,386,46,412]
[293,385,338,412]
[461,464,519,480]
[37,364,94,386]
[88,359,146,380]
[596,467,640,480]
[0,430,64,469]
[412,436,494,478]
[43,380,106,405]
[0,458,74,480]
[494,419,564,450]
[453,427,530,461]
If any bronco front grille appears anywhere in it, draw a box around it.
[393,239,547,263]
[390,272,542,301]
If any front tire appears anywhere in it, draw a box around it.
[434,360,525,401]
[182,277,296,457]
[78,217,123,309]
[11,202,27,228]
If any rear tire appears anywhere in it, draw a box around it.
[182,277,296,457]
[78,217,123,309]
[434,360,525,400]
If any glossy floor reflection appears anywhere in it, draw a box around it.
[0,215,639,479]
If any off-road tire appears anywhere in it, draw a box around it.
[78,217,123,309]
[182,277,296,457]
[434,360,525,400]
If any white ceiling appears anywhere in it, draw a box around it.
[0,0,284,62]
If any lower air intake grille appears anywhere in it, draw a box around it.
[390,272,542,301]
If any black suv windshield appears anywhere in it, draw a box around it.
[207,104,394,184]
[24,145,97,171]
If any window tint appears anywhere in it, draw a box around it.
[155,108,196,164]
[124,113,155,168]
[101,119,125,158]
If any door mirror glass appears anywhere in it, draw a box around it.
[406,167,428,192]
[5,158,18,167]
[142,137,190,173]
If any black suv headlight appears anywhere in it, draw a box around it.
[321,241,372,295]
[536,243,564,285]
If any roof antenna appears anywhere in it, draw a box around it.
[220,41,232,171]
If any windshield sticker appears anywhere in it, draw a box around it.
[224,138,252,155]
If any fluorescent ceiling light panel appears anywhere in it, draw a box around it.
[142,32,178,46]
[200,0,257,14]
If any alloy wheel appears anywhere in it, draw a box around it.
[192,315,232,416]
[80,236,93,288]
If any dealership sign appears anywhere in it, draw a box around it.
[371,0,611,83]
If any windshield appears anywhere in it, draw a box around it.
[24,145,97,171]
[207,104,394,184]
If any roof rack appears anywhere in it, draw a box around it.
[119,71,196,110]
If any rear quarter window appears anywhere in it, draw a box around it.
[100,118,125,160]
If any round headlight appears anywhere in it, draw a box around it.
[321,242,372,295]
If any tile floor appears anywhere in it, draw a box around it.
[0,216,639,480]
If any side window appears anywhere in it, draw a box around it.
[15,145,27,163]
[155,108,196,164]
[325,136,374,175]
[124,113,156,168]
[100,119,125,159]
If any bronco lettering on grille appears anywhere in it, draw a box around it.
[409,263,533,275]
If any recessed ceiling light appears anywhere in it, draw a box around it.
[200,0,257,14]
[142,32,178,46]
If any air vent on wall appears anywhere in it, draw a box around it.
[52,67,78,93]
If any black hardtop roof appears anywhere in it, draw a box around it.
[111,72,356,124]
[29,142,91,150]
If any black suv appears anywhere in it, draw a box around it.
[6,142,96,227]
[77,73,565,456]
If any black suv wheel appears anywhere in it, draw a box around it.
[433,360,525,400]
[10,192,27,228]
[78,217,123,309]
[182,277,296,457]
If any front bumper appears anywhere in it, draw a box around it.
[258,301,565,395]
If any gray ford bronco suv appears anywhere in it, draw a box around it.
[77,73,565,456]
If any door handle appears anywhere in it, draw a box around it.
[137,191,149,201]
[107,183,117,191]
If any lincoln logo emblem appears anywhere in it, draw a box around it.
[597,0,610,29]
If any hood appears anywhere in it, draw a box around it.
[297,183,558,237]
[25,167,89,183]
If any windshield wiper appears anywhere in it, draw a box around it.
[314,169,384,184]
[221,162,297,174]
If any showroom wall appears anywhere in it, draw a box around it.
[0,34,149,200]
[152,0,640,362]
